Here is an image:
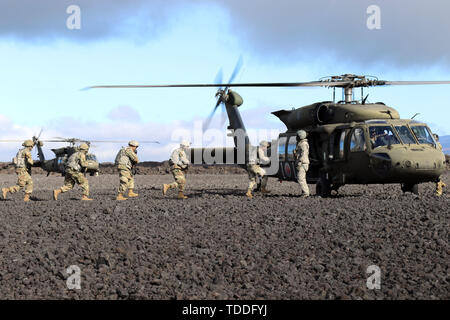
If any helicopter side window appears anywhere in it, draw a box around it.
[350,128,367,152]
[278,137,287,161]
[410,126,435,145]
[369,126,400,148]
[287,136,297,161]
[394,126,417,144]
[338,131,346,159]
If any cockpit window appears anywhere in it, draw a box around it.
[86,154,98,161]
[410,126,435,145]
[350,128,367,152]
[395,126,417,144]
[369,126,400,148]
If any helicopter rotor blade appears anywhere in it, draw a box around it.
[203,98,222,132]
[382,80,450,86]
[214,68,223,91]
[227,55,243,85]
[87,80,353,89]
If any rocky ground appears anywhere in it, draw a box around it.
[0,172,448,300]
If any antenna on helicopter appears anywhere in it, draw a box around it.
[411,113,420,119]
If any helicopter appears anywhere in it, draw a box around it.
[89,69,449,197]
[1,136,160,176]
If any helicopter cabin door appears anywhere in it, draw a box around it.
[346,127,370,183]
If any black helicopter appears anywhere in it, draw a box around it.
[88,63,449,196]
[1,136,160,176]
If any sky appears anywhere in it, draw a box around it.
[0,0,449,161]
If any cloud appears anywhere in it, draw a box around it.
[0,103,284,162]
[215,0,450,68]
[2,0,449,68]
[0,0,184,42]
[107,105,141,122]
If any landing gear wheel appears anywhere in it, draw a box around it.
[316,177,332,197]
[401,183,419,195]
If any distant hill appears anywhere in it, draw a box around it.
[439,135,450,153]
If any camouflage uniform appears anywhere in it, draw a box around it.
[2,144,34,201]
[246,143,270,198]
[294,138,310,196]
[117,147,139,195]
[163,143,190,199]
[54,145,92,200]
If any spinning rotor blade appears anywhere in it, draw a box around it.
[203,98,222,132]
[227,55,243,85]
[87,80,352,89]
[203,57,244,132]
[382,80,450,86]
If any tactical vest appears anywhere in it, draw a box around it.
[296,140,310,165]
[115,147,132,169]
[66,152,82,172]
[13,148,27,168]
[248,146,264,165]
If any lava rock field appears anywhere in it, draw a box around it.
[0,172,448,299]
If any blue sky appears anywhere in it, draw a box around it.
[0,0,449,161]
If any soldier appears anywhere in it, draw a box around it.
[115,140,140,200]
[2,140,35,202]
[433,134,446,196]
[163,141,191,199]
[246,140,271,199]
[53,143,93,201]
[293,130,310,197]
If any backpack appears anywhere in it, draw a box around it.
[115,148,126,166]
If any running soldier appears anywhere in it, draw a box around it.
[163,141,191,199]
[433,134,446,196]
[246,140,271,199]
[53,143,93,201]
[2,140,35,202]
[115,140,139,200]
[293,130,310,197]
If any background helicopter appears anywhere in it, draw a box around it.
[89,64,450,196]
[0,135,160,176]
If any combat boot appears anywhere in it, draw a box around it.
[246,189,253,199]
[24,193,31,202]
[162,184,170,196]
[116,193,127,201]
[261,187,271,194]
[53,189,61,201]
[177,191,188,199]
[81,195,93,201]
[2,188,8,200]
[128,189,139,198]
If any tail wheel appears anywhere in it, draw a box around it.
[401,183,419,195]
[316,177,332,197]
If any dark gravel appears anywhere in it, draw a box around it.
[0,172,448,299]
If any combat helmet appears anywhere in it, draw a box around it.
[259,140,269,148]
[129,140,139,147]
[297,130,307,140]
[180,140,191,148]
[79,143,89,151]
[22,140,34,147]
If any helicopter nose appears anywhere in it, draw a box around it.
[369,150,445,182]
[389,150,445,182]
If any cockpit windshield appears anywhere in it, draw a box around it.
[410,126,435,145]
[369,126,400,148]
[86,154,98,161]
[394,126,417,144]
